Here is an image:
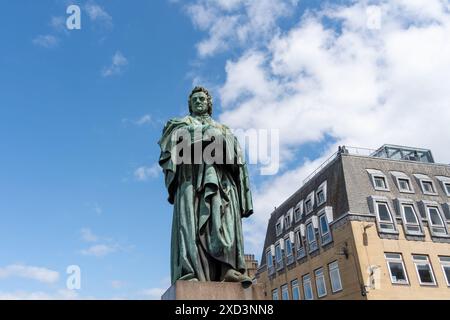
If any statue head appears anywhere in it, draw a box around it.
[188,86,213,116]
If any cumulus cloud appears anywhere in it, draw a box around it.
[80,244,119,257]
[102,51,128,77]
[182,0,450,256]
[134,165,161,181]
[80,228,99,242]
[32,35,58,48]
[185,0,299,56]
[0,289,79,300]
[0,264,59,284]
[84,2,113,28]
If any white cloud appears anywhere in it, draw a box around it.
[84,2,113,28]
[139,288,166,300]
[102,51,128,77]
[182,0,450,257]
[0,289,79,300]
[32,35,58,48]
[0,264,59,284]
[111,280,126,289]
[80,244,118,257]
[50,16,67,33]
[80,228,99,242]
[134,165,161,181]
[185,0,300,57]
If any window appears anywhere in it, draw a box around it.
[391,171,414,193]
[285,208,293,229]
[272,288,279,300]
[291,279,300,300]
[319,213,332,245]
[412,255,436,285]
[315,268,327,298]
[266,249,274,276]
[275,221,282,236]
[414,174,437,195]
[385,253,409,285]
[284,236,294,265]
[275,243,283,270]
[436,176,450,197]
[399,179,411,191]
[374,201,396,233]
[400,203,422,235]
[445,183,450,196]
[281,284,289,300]
[316,181,327,206]
[367,169,389,191]
[302,274,314,300]
[294,200,303,222]
[426,206,447,236]
[305,191,315,214]
[439,256,450,286]
[328,261,343,293]
[306,222,318,253]
[294,228,305,259]
[422,181,435,194]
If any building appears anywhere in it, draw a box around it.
[255,144,450,300]
[244,254,259,280]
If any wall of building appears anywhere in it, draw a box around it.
[257,220,366,300]
[350,219,450,299]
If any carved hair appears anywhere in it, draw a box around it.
[188,86,213,115]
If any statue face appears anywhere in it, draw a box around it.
[190,92,208,115]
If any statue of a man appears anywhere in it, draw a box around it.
[158,86,253,286]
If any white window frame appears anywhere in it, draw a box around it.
[424,203,448,237]
[305,191,315,214]
[316,181,327,206]
[294,227,306,259]
[436,176,450,197]
[302,274,314,300]
[281,283,289,300]
[396,199,423,236]
[371,196,397,234]
[284,235,294,266]
[314,268,327,298]
[384,253,409,285]
[275,241,283,270]
[414,174,438,195]
[275,216,284,237]
[306,221,318,253]
[443,203,450,221]
[291,279,301,300]
[272,288,279,300]
[318,209,332,245]
[328,261,343,293]
[390,171,414,193]
[284,208,293,229]
[412,254,436,286]
[439,256,450,287]
[294,200,303,222]
[367,169,389,191]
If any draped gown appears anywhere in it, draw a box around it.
[158,115,253,284]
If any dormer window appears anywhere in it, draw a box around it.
[436,176,450,197]
[414,174,438,195]
[294,200,304,222]
[285,208,293,229]
[316,181,327,206]
[305,191,315,214]
[390,171,414,193]
[275,221,282,236]
[367,169,389,191]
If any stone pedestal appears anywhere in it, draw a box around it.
[161,280,266,300]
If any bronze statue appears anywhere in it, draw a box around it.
[158,86,253,286]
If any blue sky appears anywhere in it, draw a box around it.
[1,0,450,299]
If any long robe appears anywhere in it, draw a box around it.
[158,115,253,284]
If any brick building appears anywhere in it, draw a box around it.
[255,145,450,300]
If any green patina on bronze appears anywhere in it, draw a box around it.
[158,86,253,286]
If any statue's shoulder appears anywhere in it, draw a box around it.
[163,116,192,131]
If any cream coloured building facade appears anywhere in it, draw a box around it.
[255,145,450,300]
